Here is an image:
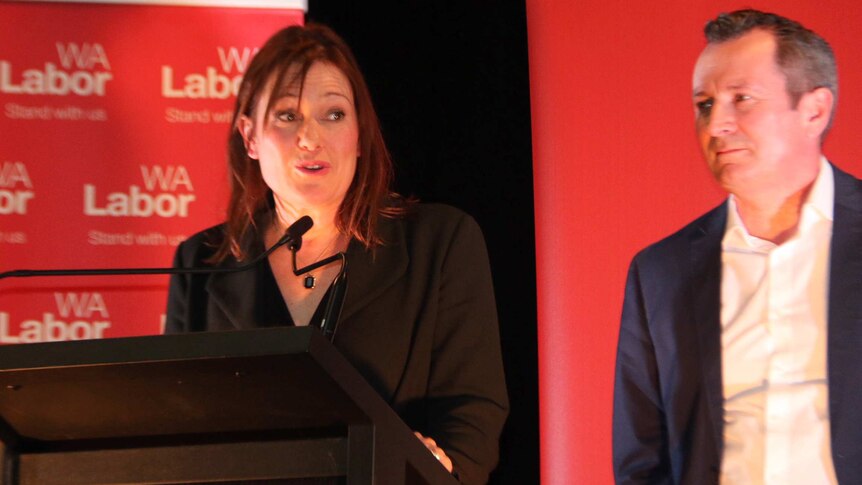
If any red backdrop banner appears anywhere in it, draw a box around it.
[0,1,303,342]
[527,1,862,483]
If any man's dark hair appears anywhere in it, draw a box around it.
[705,9,837,129]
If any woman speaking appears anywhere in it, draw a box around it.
[164,24,508,484]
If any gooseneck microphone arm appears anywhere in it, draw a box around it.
[0,214,345,341]
[287,226,348,342]
[0,216,314,281]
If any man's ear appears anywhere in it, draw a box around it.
[238,115,259,159]
[800,87,834,139]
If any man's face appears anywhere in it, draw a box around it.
[692,29,816,198]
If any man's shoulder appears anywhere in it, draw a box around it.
[634,201,727,264]
[832,162,862,197]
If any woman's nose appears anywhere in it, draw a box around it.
[297,119,321,151]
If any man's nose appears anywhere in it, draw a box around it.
[707,102,736,137]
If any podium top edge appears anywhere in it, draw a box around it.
[0,327,323,371]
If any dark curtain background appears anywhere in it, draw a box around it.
[307,1,538,483]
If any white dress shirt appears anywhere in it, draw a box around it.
[719,159,837,485]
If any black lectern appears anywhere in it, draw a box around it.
[0,327,458,484]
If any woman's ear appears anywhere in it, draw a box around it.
[238,115,259,159]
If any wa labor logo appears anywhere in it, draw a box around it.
[84,165,196,218]
[0,292,111,343]
[0,161,33,215]
[0,42,113,96]
[162,46,257,99]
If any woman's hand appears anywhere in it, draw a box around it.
[414,432,453,473]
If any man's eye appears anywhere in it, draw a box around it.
[734,94,752,103]
[696,100,713,116]
[326,110,346,121]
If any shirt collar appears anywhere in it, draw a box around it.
[723,157,834,251]
[805,157,834,223]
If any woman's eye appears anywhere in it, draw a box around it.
[276,111,298,122]
[327,110,346,121]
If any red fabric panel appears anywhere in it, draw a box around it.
[527,1,862,483]
[0,3,302,340]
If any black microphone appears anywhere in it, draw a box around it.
[0,215,314,280]
[283,214,313,252]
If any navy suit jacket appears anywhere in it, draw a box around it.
[613,164,862,484]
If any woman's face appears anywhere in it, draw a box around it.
[241,62,359,216]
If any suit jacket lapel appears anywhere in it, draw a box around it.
[337,215,409,324]
[206,265,262,329]
[689,202,727,457]
[205,230,290,329]
[827,165,862,460]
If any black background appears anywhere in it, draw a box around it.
[307,1,538,483]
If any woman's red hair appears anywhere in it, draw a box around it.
[213,23,407,262]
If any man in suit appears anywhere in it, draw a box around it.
[613,9,862,484]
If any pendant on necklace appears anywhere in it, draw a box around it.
[303,274,316,289]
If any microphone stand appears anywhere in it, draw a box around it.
[0,214,348,342]
[0,229,300,280]
[290,250,348,342]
